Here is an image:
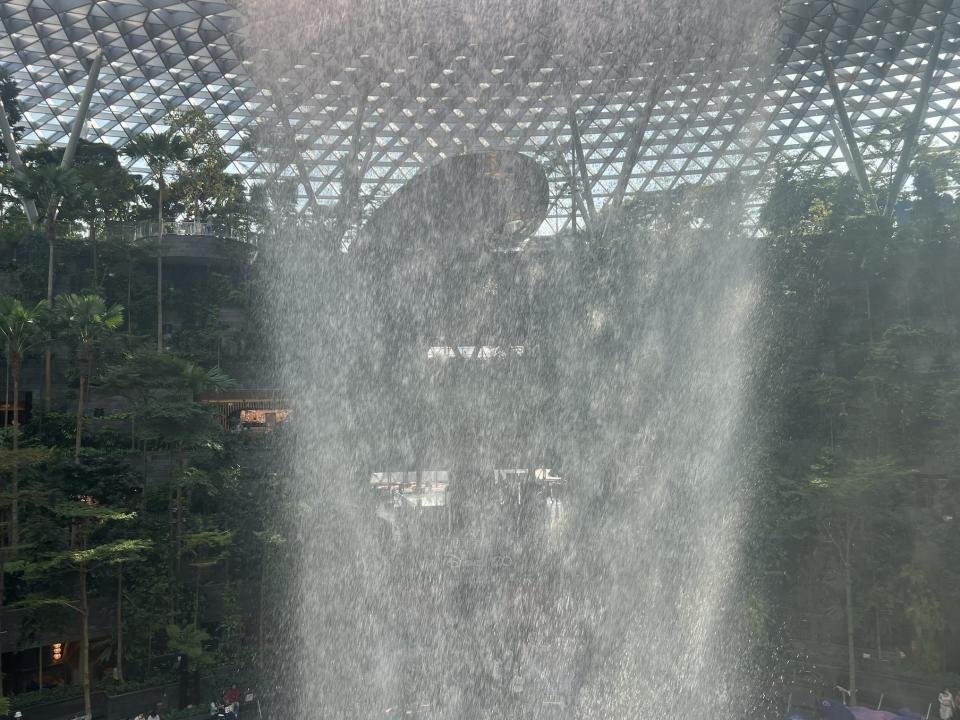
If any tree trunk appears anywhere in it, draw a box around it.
[258,556,266,654]
[44,217,55,411]
[90,222,98,289]
[127,252,133,339]
[844,536,857,705]
[167,470,177,617]
[80,561,92,720]
[875,605,881,661]
[146,629,153,673]
[0,562,5,697]
[115,566,124,683]
[175,444,185,575]
[175,483,183,574]
[157,184,164,353]
[193,566,201,627]
[11,356,21,549]
[75,358,87,463]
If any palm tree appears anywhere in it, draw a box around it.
[182,361,235,397]
[122,131,188,351]
[55,294,123,462]
[6,163,83,410]
[0,297,48,548]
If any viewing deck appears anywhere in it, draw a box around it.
[134,221,256,267]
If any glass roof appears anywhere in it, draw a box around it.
[1,0,959,234]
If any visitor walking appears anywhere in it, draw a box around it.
[938,689,955,720]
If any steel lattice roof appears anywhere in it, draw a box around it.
[1,0,960,234]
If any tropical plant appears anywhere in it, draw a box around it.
[165,622,214,672]
[122,130,188,351]
[169,108,244,223]
[0,297,48,548]
[253,527,285,653]
[54,294,123,461]
[67,140,140,290]
[14,502,145,720]
[102,349,233,449]
[182,529,232,627]
[6,161,84,409]
[752,149,960,696]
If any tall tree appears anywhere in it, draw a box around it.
[169,108,244,224]
[16,503,146,720]
[121,130,188,352]
[804,454,908,705]
[102,349,231,615]
[754,151,960,696]
[67,140,140,290]
[182,529,232,628]
[6,158,84,409]
[54,294,124,461]
[0,297,48,548]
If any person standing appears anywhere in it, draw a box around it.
[939,689,955,720]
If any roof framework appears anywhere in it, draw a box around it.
[1,0,959,234]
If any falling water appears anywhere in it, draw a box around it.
[242,1,778,718]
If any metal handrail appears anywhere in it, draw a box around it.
[134,220,255,245]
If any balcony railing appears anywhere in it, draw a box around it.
[134,220,255,245]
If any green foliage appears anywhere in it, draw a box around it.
[137,400,220,448]
[901,567,945,672]
[10,684,83,710]
[169,108,246,223]
[0,115,270,708]
[755,148,960,685]
[165,623,213,669]
[182,530,232,564]
[182,362,236,394]
[0,296,49,363]
[55,293,124,342]
[0,446,52,470]
[122,130,189,187]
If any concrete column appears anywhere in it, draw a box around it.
[821,51,880,215]
[60,50,104,171]
[0,95,39,224]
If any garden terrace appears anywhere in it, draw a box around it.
[134,221,256,268]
